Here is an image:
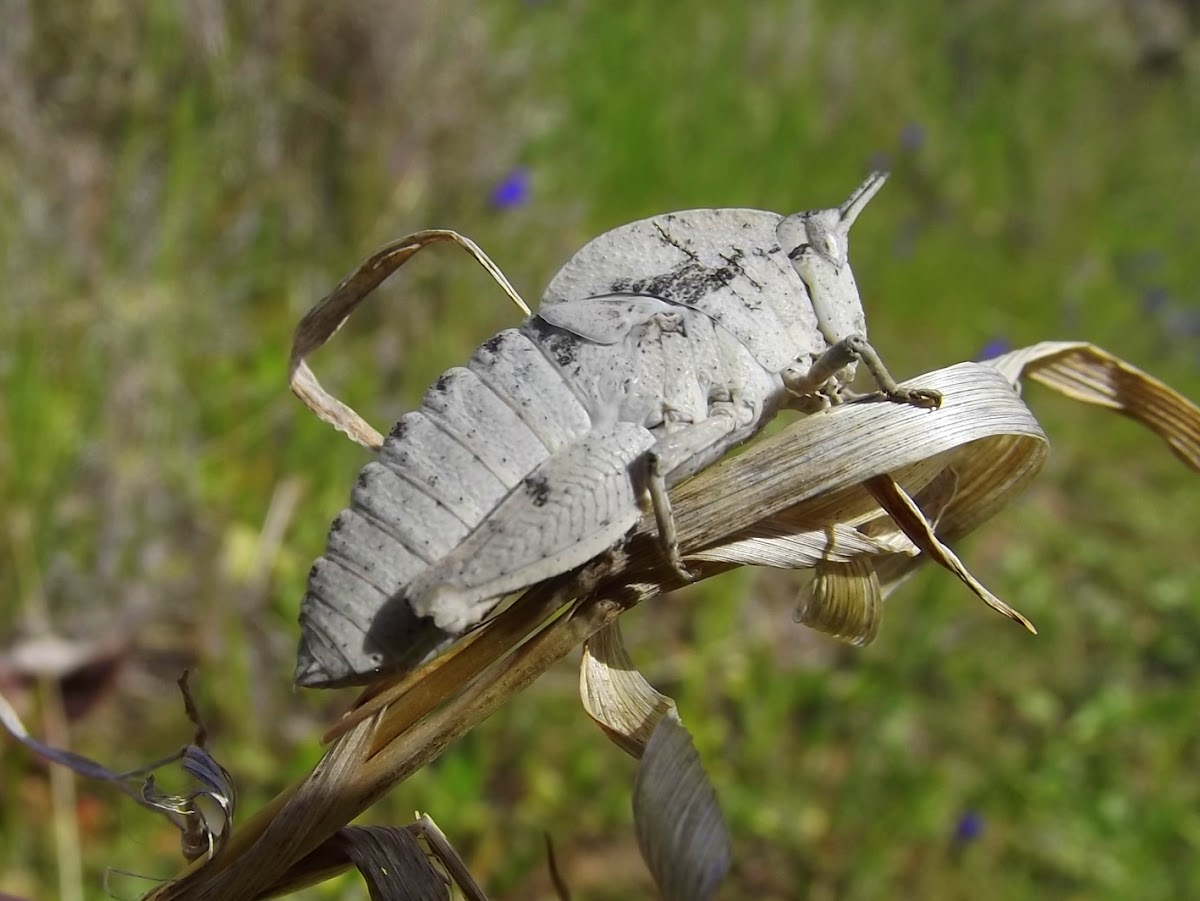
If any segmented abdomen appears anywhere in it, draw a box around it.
[296,328,592,687]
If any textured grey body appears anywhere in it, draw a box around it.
[297,185,882,688]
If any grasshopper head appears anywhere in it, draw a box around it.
[777,171,888,347]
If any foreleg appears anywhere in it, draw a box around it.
[784,334,942,408]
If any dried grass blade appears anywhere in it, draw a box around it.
[329,825,458,901]
[149,716,378,900]
[692,522,915,569]
[581,625,731,896]
[289,230,530,451]
[580,622,675,757]
[986,341,1200,471]
[357,589,646,795]
[632,710,732,901]
[794,557,883,646]
[405,815,491,901]
[263,817,489,901]
[667,364,1046,554]
[866,474,1036,633]
[0,677,234,865]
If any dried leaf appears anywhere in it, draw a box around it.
[633,710,732,901]
[582,624,730,899]
[266,815,489,901]
[673,365,1047,641]
[330,826,451,901]
[794,557,883,646]
[692,521,916,569]
[404,814,489,901]
[289,230,530,451]
[580,622,674,757]
[169,746,237,862]
[868,343,1200,595]
[866,473,1037,633]
[0,673,234,863]
[985,341,1200,470]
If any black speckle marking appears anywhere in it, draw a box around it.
[528,317,579,368]
[482,333,506,354]
[524,473,552,507]
[611,259,736,308]
[434,374,452,393]
[388,418,408,440]
[653,222,700,262]
[788,243,811,261]
[721,247,762,292]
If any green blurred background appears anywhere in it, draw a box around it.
[3,2,1200,899]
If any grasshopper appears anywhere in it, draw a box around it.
[294,172,939,687]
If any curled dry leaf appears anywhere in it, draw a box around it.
[677,344,1200,644]
[794,557,884,646]
[865,343,1200,597]
[0,673,234,865]
[256,815,488,901]
[653,362,1048,641]
[580,621,674,758]
[632,710,732,901]
[581,622,732,897]
[289,230,530,452]
[791,468,959,644]
[327,826,450,901]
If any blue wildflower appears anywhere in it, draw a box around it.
[977,337,1011,360]
[900,122,926,154]
[1140,286,1170,314]
[953,810,985,844]
[868,150,893,174]
[490,167,531,210]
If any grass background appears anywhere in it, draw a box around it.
[2,2,1200,898]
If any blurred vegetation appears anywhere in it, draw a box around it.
[2,1,1200,898]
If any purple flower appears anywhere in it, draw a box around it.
[954,810,985,844]
[977,337,1011,360]
[490,167,530,210]
[1140,286,1170,314]
[900,122,926,154]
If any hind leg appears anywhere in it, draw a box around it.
[645,407,744,582]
